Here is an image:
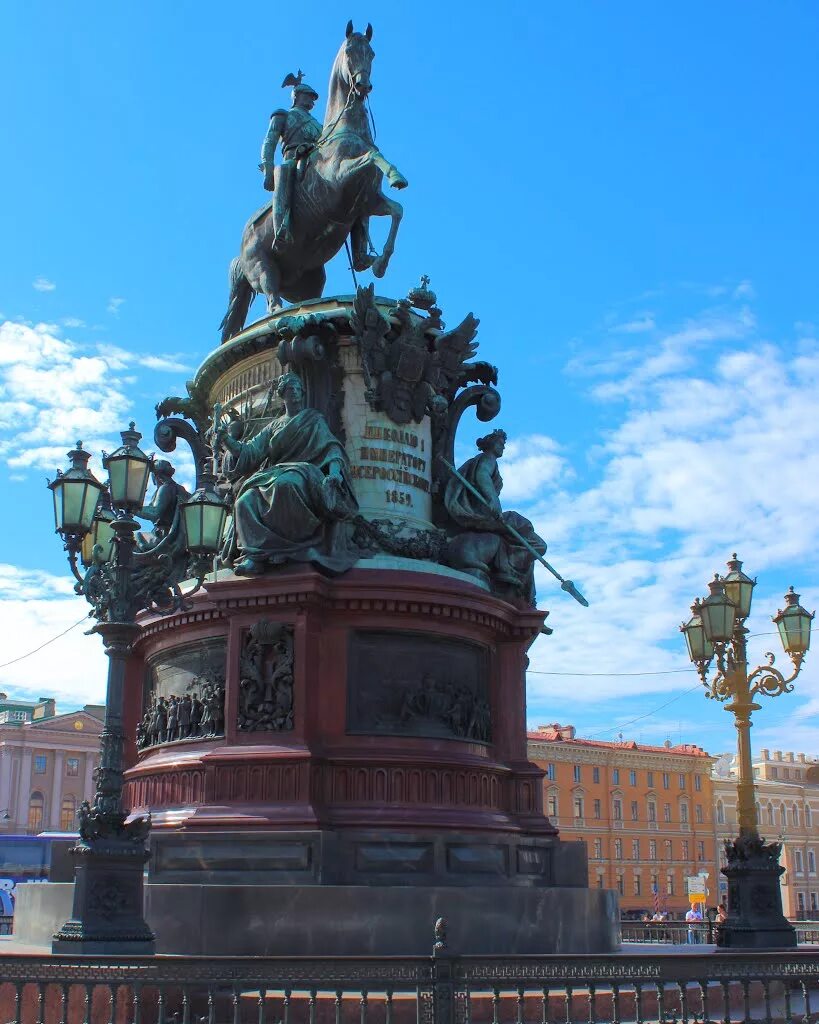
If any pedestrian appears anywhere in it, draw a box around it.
[685,904,703,944]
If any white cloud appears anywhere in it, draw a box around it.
[32,277,56,293]
[107,297,125,315]
[610,314,656,334]
[62,317,86,328]
[139,354,192,373]
[511,302,819,742]
[0,564,107,707]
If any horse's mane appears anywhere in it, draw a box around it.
[322,35,372,143]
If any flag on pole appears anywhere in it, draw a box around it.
[652,884,660,914]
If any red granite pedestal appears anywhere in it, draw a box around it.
[120,564,618,954]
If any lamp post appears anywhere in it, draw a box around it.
[47,427,227,954]
[681,554,814,948]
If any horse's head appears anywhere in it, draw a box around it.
[341,20,374,97]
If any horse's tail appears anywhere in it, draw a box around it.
[219,256,255,343]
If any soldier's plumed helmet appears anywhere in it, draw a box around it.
[476,429,507,453]
[294,83,319,100]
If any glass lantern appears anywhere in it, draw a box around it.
[181,472,229,556]
[103,423,153,511]
[773,587,814,656]
[680,598,714,664]
[722,553,756,621]
[80,489,117,566]
[700,574,737,643]
[47,442,104,537]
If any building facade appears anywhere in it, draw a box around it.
[713,747,819,920]
[0,696,103,833]
[528,724,717,917]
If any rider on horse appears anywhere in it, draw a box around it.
[260,71,322,253]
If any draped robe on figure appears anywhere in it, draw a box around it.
[224,407,359,572]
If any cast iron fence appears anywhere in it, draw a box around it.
[1,947,819,1023]
[620,921,819,946]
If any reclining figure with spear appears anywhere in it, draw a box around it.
[439,429,588,608]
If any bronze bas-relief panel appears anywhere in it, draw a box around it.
[347,630,490,742]
[140,638,227,748]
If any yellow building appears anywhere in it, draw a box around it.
[713,747,819,920]
[528,724,717,917]
[0,695,103,833]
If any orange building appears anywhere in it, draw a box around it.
[528,724,717,917]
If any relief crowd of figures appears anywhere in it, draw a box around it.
[136,679,226,749]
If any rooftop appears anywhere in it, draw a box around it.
[528,723,711,758]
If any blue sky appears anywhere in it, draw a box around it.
[1,2,818,757]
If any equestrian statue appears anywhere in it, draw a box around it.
[219,21,408,342]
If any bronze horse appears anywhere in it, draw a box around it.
[219,22,407,342]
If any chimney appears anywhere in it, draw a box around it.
[761,749,770,760]
[788,752,796,763]
[799,753,807,763]
[774,751,783,761]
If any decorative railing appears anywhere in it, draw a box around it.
[1,947,819,1023]
[621,919,819,946]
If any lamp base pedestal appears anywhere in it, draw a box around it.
[718,833,796,949]
[51,839,154,955]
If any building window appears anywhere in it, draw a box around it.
[667,872,675,896]
[547,792,558,818]
[633,874,642,896]
[546,763,555,781]
[33,755,47,774]
[768,803,775,826]
[753,767,760,778]
[680,803,689,824]
[809,850,816,875]
[798,892,805,913]
[592,767,600,784]
[574,796,584,821]
[664,839,673,860]
[663,803,671,823]
[662,773,670,790]
[617,874,625,896]
[593,839,602,859]
[793,805,801,828]
[795,849,804,874]
[631,800,639,821]
[651,873,659,894]
[649,840,657,861]
[811,892,818,913]
[717,801,725,824]
[695,804,703,824]
[593,799,601,820]
[612,769,620,785]
[695,774,702,792]
[780,805,787,828]
[573,765,581,783]
[678,773,686,790]
[770,767,778,779]
[597,874,605,889]
[681,840,689,860]
[59,796,76,831]
[648,802,656,823]
[647,771,654,787]
[614,839,623,860]
[66,757,80,777]
[613,799,622,821]
[27,792,44,831]
[632,839,640,860]
[697,841,705,860]
[629,770,637,787]
[807,805,813,828]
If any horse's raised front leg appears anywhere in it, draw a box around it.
[350,218,375,272]
[338,149,408,190]
[369,193,403,279]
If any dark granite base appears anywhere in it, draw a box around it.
[14,881,620,955]
[148,829,586,888]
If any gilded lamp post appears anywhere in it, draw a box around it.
[47,428,227,953]
[681,554,814,948]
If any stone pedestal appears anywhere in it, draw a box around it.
[119,299,618,955]
[51,841,154,955]
[720,835,796,949]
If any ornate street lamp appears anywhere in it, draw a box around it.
[48,428,227,954]
[682,554,813,949]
